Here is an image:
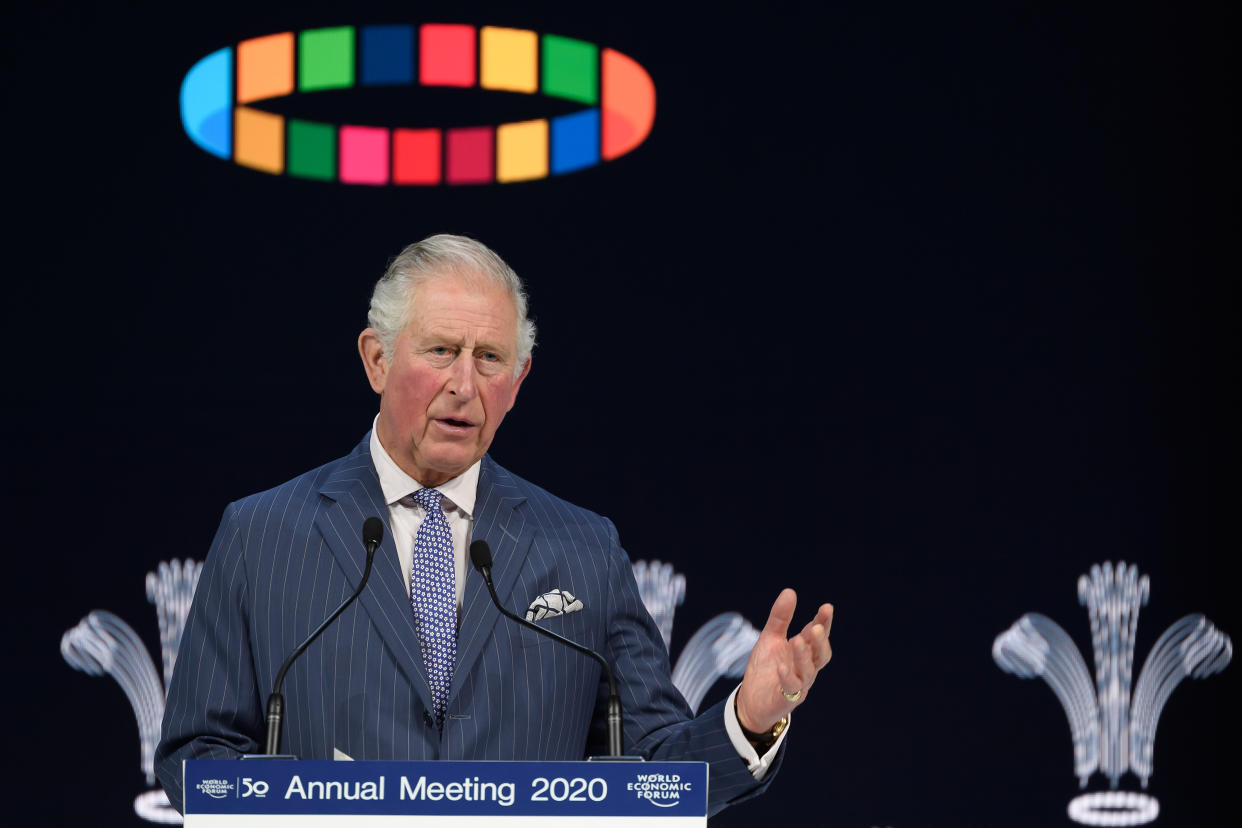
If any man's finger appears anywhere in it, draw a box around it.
[791,636,816,687]
[819,603,834,637]
[762,588,798,638]
[804,624,832,670]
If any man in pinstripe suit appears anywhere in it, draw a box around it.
[156,235,834,816]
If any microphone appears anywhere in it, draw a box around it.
[470,540,626,758]
[260,517,384,756]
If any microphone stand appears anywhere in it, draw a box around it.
[470,540,632,759]
[245,518,383,759]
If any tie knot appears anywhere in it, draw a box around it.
[410,487,443,513]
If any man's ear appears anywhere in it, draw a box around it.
[358,328,389,394]
[506,357,532,412]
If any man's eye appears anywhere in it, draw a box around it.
[430,346,451,356]
[478,351,500,362]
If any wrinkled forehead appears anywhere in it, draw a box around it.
[407,268,520,340]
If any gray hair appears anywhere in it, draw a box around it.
[367,234,536,376]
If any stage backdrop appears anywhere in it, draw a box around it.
[8,1,1237,826]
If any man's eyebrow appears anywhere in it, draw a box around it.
[415,330,511,356]
[470,337,508,351]
[416,329,467,344]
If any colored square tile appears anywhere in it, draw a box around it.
[299,26,355,91]
[393,128,442,185]
[420,24,476,87]
[339,126,389,185]
[542,35,598,104]
[497,119,548,182]
[481,27,537,93]
[361,25,414,85]
[237,32,294,104]
[551,109,600,174]
[446,127,493,184]
[287,119,336,180]
[234,106,284,173]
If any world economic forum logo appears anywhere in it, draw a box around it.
[993,562,1232,826]
[179,23,656,185]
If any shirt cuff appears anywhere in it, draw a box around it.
[723,685,788,780]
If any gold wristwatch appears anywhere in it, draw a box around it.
[735,695,788,752]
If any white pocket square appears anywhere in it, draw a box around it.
[526,589,584,622]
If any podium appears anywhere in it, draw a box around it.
[184,759,708,826]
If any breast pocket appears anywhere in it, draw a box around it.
[518,611,588,648]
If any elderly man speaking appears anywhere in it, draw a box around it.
[155,234,834,816]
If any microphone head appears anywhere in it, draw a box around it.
[362,517,384,548]
[469,540,493,571]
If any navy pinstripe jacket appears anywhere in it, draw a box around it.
[155,435,779,815]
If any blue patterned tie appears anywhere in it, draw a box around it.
[409,488,457,728]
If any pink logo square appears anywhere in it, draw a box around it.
[339,126,389,185]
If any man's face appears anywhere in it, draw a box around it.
[359,271,530,487]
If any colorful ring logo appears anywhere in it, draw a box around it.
[179,24,656,185]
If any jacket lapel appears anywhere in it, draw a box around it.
[315,435,434,713]
[450,455,535,701]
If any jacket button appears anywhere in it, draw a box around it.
[423,711,433,727]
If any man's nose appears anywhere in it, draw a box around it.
[447,354,478,399]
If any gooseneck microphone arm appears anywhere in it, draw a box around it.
[263,517,384,755]
[469,540,625,757]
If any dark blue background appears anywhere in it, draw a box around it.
[7,1,1237,825]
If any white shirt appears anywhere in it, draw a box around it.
[367,424,785,776]
[370,425,477,608]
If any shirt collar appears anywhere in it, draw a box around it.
[368,416,479,516]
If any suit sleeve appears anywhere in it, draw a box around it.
[596,519,784,816]
[154,503,264,813]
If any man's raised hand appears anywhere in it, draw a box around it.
[735,588,834,733]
